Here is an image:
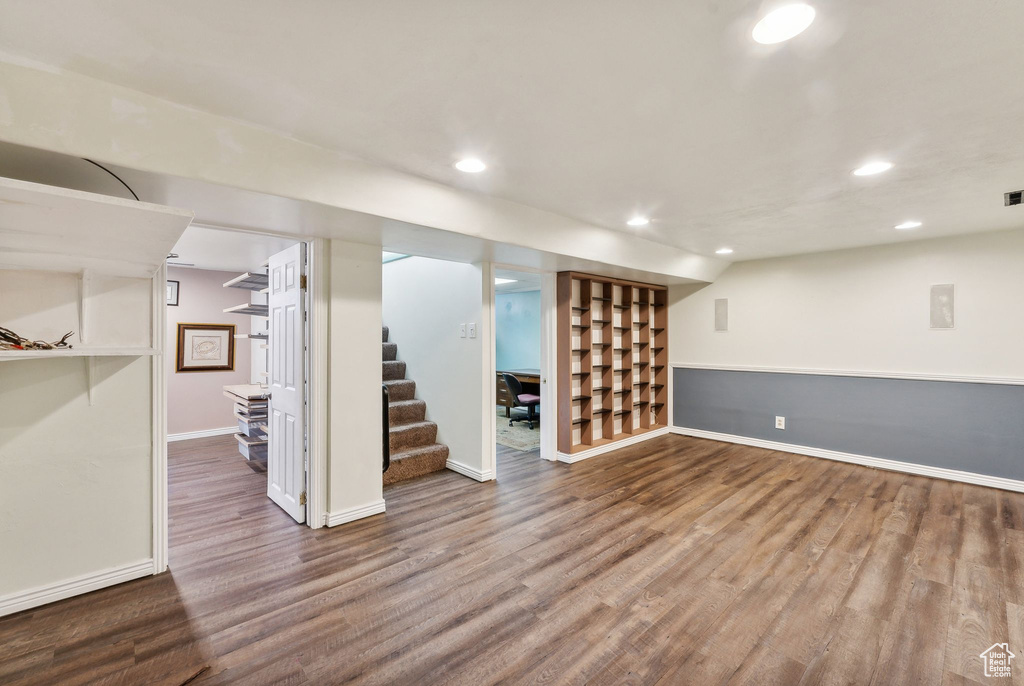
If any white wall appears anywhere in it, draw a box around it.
[0,270,154,611]
[668,227,1024,379]
[326,240,385,523]
[383,256,494,480]
[166,267,251,436]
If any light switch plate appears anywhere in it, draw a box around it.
[468,323,477,339]
[459,323,467,338]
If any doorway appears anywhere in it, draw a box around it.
[492,266,558,464]
[163,226,321,547]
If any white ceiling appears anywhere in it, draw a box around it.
[1,0,1023,260]
[170,225,297,273]
[495,269,542,293]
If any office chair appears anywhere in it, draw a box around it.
[503,373,540,430]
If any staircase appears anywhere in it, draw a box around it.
[382,326,450,485]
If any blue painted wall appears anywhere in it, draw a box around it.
[673,366,1024,482]
[496,291,541,370]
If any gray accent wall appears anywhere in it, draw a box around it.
[672,367,1024,482]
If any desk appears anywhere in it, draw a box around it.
[497,368,540,417]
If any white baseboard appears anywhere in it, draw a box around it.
[670,426,1024,494]
[447,459,495,482]
[324,498,386,527]
[167,426,237,442]
[557,427,671,464]
[0,559,154,618]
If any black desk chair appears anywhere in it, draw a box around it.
[503,373,540,430]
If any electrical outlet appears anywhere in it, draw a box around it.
[459,323,467,338]
[775,416,786,430]
[468,322,477,339]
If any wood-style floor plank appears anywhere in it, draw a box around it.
[0,434,1021,685]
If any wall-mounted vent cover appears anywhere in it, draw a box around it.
[1006,190,1023,206]
[714,298,728,332]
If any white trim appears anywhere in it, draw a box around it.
[307,238,329,529]
[167,426,237,442]
[152,263,168,574]
[324,499,386,527]
[480,261,498,481]
[538,272,559,462]
[670,363,1024,386]
[669,427,1024,494]
[447,458,496,482]
[0,559,154,618]
[557,427,670,464]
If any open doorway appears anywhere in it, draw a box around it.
[165,225,314,534]
[494,269,543,454]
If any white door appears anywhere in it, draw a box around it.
[267,243,306,523]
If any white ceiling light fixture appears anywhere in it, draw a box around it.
[752,4,816,44]
[894,220,922,230]
[495,277,518,285]
[627,216,650,227]
[852,161,894,176]
[715,247,734,255]
[455,158,486,173]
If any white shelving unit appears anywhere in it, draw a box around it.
[0,176,194,408]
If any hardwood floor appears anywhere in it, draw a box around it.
[2,433,1022,685]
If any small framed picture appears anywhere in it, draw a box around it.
[176,323,235,372]
[166,280,180,306]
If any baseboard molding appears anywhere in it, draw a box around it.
[446,459,495,482]
[670,426,1024,494]
[557,427,671,464]
[167,426,237,442]
[0,559,154,618]
[324,499,386,527]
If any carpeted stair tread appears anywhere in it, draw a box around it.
[384,443,450,486]
[388,399,427,426]
[389,420,438,451]
[382,360,407,381]
[381,323,450,485]
[383,378,416,401]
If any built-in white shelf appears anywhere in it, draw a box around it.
[0,347,157,361]
[224,303,269,317]
[0,176,193,278]
[223,272,269,291]
[235,333,268,340]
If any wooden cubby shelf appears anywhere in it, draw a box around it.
[557,271,669,454]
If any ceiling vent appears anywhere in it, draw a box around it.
[1006,190,1023,206]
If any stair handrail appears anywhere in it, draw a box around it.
[382,383,391,473]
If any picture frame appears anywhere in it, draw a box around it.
[166,280,180,306]
[175,323,235,372]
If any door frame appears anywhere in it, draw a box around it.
[153,233,329,574]
[490,263,558,462]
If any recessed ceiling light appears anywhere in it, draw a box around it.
[894,220,922,230]
[715,247,734,255]
[752,4,816,44]
[495,277,517,285]
[627,216,650,227]
[853,161,894,176]
[455,158,486,173]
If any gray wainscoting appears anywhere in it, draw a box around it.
[672,366,1024,482]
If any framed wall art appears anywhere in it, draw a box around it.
[175,323,235,372]
[166,280,180,306]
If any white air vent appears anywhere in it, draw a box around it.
[714,298,729,332]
